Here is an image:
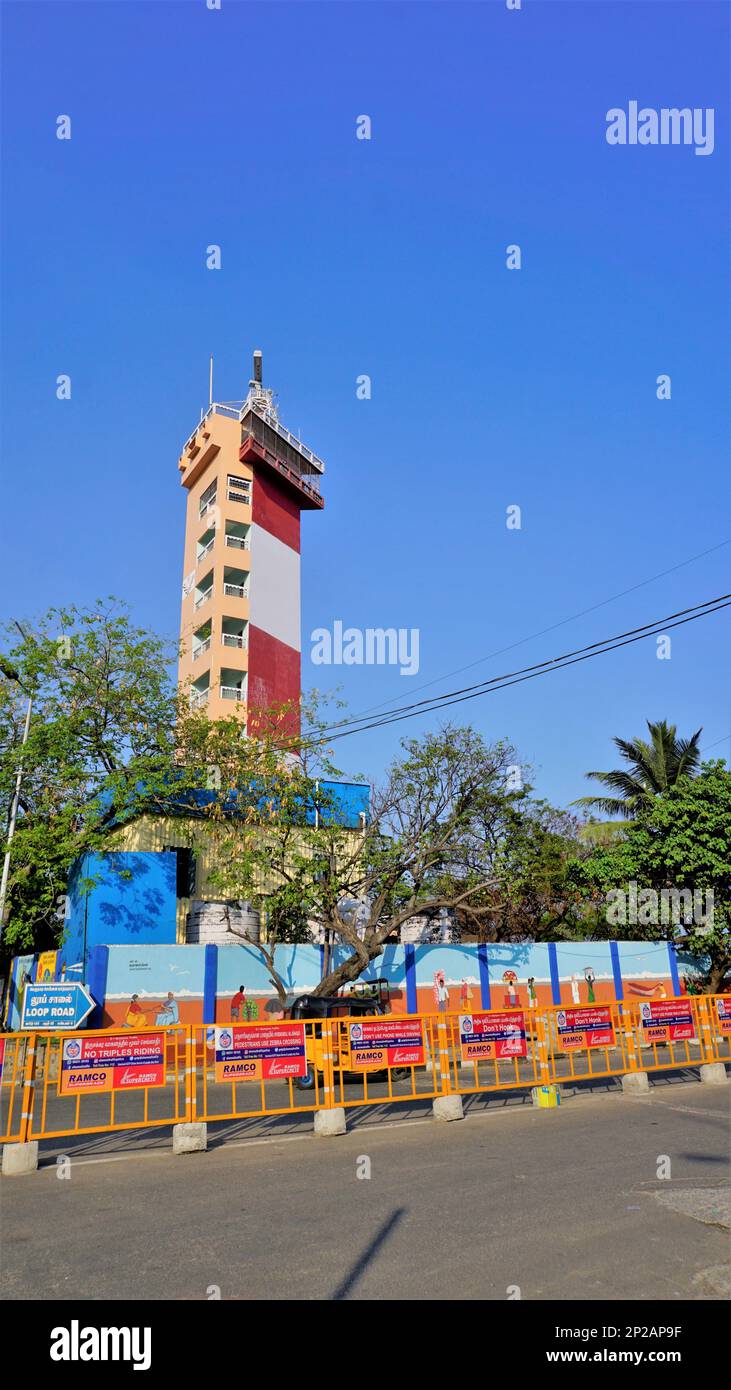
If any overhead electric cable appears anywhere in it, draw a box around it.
[337,539,731,726]
[295,593,730,748]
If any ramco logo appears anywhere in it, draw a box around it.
[268,1060,301,1076]
[50,1321,151,1371]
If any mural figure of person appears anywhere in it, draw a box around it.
[570,974,581,1005]
[527,977,538,1009]
[459,978,474,1012]
[124,994,147,1029]
[434,972,449,1013]
[585,969,596,1004]
[502,971,519,1008]
[155,992,179,1026]
[230,985,246,1021]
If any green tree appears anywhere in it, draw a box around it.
[568,762,731,992]
[0,600,193,957]
[573,719,702,820]
[194,720,527,1000]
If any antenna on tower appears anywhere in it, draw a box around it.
[209,355,214,407]
[252,349,263,386]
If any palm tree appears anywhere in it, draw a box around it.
[573,719,702,820]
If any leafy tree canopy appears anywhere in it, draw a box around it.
[568,761,730,991]
[573,718,702,820]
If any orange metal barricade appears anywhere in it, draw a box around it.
[438,1009,548,1095]
[191,1019,335,1122]
[23,1025,188,1141]
[696,993,731,1064]
[621,996,709,1074]
[2,995,728,1144]
[0,1033,32,1143]
[540,1001,633,1082]
[190,1014,443,1122]
[330,1013,442,1109]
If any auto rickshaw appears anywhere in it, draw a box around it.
[288,990,386,1090]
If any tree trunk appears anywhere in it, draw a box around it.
[704,957,730,995]
[314,942,383,997]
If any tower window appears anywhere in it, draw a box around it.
[227,474,251,504]
[199,480,217,518]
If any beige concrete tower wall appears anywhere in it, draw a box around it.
[178,411,252,722]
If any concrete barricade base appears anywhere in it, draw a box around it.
[172,1122,207,1154]
[699,1062,728,1086]
[432,1094,464,1122]
[2,1142,39,1176]
[314,1107,347,1136]
[621,1071,650,1095]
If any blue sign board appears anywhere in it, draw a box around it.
[21,983,95,1030]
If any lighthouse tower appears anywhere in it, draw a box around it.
[177,352,324,731]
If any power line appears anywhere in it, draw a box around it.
[306,593,729,740]
[319,603,730,744]
[299,593,730,747]
[335,538,731,726]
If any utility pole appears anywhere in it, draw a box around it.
[0,624,34,942]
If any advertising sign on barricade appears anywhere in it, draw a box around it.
[60,1032,166,1095]
[213,1023,307,1082]
[458,1011,527,1062]
[714,997,731,1036]
[640,999,694,1042]
[556,1006,615,1050]
[348,1017,425,1068]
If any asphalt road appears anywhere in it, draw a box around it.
[1,1077,729,1301]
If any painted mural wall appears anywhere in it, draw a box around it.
[88,938,683,1028]
[4,938,687,1031]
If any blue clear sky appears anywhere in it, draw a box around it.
[2,0,729,808]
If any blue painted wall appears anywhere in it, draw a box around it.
[64,851,178,979]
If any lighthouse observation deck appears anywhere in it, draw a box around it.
[180,397,324,510]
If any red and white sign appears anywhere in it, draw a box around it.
[214,1023,307,1082]
[640,998,694,1042]
[60,1032,166,1095]
[348,1018,425,1069]
[556,1006,615,1051]
[459,1011,527,1063]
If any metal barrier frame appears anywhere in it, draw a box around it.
[22,1025,189,1142]
[2,995,728,1144]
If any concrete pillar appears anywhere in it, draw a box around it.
[2,1142,39,1176]
[172,1122,207,1154]
[621,1070,650,1095]
[699,1062,728,1086]
[314,1106,347,1136]
[432,1094,464,1122]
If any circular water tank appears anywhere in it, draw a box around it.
[186,900,260,945]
